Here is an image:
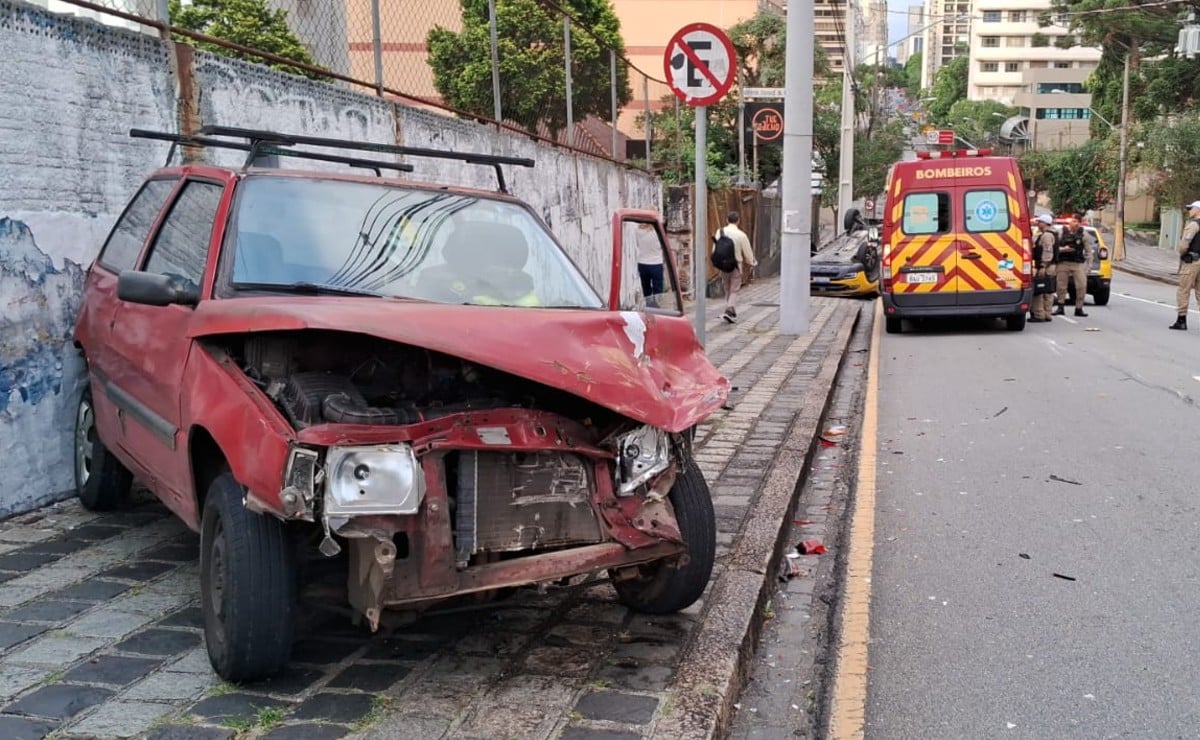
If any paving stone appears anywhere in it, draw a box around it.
[3,684,114,720]
[290,692,374,723]
[0,622,48,650]
[5,565,96,591]
[51,579,131,602]
[155,606,203,629]
[22,539,91,557]
[543,623,614,648]
[0,552,59,572]
[522,646,595,678]
[381,679,477,721]
[67,698,174,737]
[63,655,162,686]
[0,714,59,740]
[6,635,109,667]
[63,524,127,542]
[162,647,212,674]
[0,666,50,700]
[140,543,199,563]
[100,561,177,583]
[108,591,190,617]
[486,674,577,709]
[0,572,18,584]
[145,724,235,740]
[113,628,201,656]
[288,639,361,666]
[3,600,93,624]
[187,693,291,725]
[593,662,675,693]
[262,724,348,739]
[124,669,218,703]
[361,637,444,662]
[0,529,57,544]
[66,608,154,640]
[562,602,629,625]
[457,703,551,738]
[356,714,453,739]
[610,638,680,664]
[241,667,324,697]
[452,630,529,657]
[559,728,644,740]
[574,690,659,724]
[325,662,410,692]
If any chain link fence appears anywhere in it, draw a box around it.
[46,0,669,166]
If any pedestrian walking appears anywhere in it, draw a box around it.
[711,211,757,324]
[1170,200,1200,330]
[634,222,664,306]
[1053,217,1088,317]
[1029,213,1058,323]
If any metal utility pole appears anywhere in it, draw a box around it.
[780,0,815,334]
[371,0,384,95]
[694,110,708,343]
[488,0,502,121]
[610,50,619,160]
[1114,51,1131,261]
[738,70,747,184]
[837,0,857,222]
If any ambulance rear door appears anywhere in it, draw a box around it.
[955,179,1027,307]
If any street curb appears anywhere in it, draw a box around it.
[1113,262,1179,287]
[651,303,865,740]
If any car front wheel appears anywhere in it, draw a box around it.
[75,386,132,511]
[200,471,295,682]
[613,458,716,614]
[1093,284,1111,306]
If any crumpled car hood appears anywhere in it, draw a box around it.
[188,297,728,433]
[813,231,868,267]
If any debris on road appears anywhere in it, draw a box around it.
[992,406,1009,418]
[1053,573,1077,581]
[820,424,848,445]
[1049,474,1083,486]
[798,539,827,555]
[1019,553,1031,560]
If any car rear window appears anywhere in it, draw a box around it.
[964,190,1011,233]
[901,192,951,235]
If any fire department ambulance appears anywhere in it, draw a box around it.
[880,149,1034,334]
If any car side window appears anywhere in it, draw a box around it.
[964,190,1011,233]
[97,178,177,273]
[142,181,224,289]
[901,192,951,235]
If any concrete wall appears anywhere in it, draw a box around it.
[0,0,659,518]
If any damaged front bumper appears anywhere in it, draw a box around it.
[275,408,688,629]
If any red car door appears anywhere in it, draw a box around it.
[104,177,229,515]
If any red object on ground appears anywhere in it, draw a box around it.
[799,539,827,555]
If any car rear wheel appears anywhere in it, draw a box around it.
[1006,312,1026,331]
[74,386,132,511]
[1093,285,1111,306]
[885,316,902,334]
[613,458,715,614]
[201,471,295,682]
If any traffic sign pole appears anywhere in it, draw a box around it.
[694,109,708,345]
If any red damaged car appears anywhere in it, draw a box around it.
[71,126,728,681]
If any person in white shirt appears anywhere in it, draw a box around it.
[713,211,757,323]
[635,222,665,305]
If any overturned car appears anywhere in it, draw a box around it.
[72,127,728,681]
[810,208,881,297]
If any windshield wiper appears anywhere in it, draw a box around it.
[231,281,383,298]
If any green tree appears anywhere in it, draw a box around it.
[1021,140,1117,214]
[427,0,629,138]
[903,51,922,94]
[1134,113,1200,208]
[946,99,1018,149]
[926,56,968,125]
[168,0,320,79]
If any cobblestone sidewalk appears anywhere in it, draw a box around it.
[0,278,865,740]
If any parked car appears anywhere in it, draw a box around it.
[73,126,727,681]
[1050,216,1112,306]
[811,207,881,297]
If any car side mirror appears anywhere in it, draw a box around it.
[117,271,200,307]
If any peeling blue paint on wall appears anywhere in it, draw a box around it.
[0,218,84,414]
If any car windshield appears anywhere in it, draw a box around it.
[225,175,603,309]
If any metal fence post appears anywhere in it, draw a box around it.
[489,0,503,123]
[610,50,618,160]
[564,15,574,146]
[643,76,651,169]
[371,0,383,95]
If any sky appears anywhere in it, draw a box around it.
[888,4,911,47]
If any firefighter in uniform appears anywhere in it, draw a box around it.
[1170,200,1200,330]
[1053,217,1088,317]
[1030,214,1058,323]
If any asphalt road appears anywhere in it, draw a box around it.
[865,272,1200,739]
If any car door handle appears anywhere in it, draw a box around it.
[962,252,982,260]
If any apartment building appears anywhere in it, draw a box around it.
[813,0,850,73]
[859,0,890,67]
[967,0,1100,104]
[896,4,925,66]
[920,0,972,89]
[1011,67,1101,150]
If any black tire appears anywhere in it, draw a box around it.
[1007,312,1027,331]
[843,207,863,235]
[200,471,295,682]
[885,316,902,334]
[614,458,716,614]
[74,386,132,511]
[1094,284,1110,306]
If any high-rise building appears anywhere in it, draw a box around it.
[896,5,924,66]
[920,0,971,89]
[967,0,1100,105]
[814,0,850,73]
[859,0,889,67]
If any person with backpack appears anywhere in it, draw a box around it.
[712,211,757,323]
[1029,213,1058,323]
[1170,200,1200,330]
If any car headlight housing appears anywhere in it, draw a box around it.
[841,265,865,278]
[1098,247,1109,260]
[324,445,424,516]
[615,425,671,496]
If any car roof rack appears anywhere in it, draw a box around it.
[130,126,536,194]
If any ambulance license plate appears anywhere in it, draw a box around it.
[905,272,939,284]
